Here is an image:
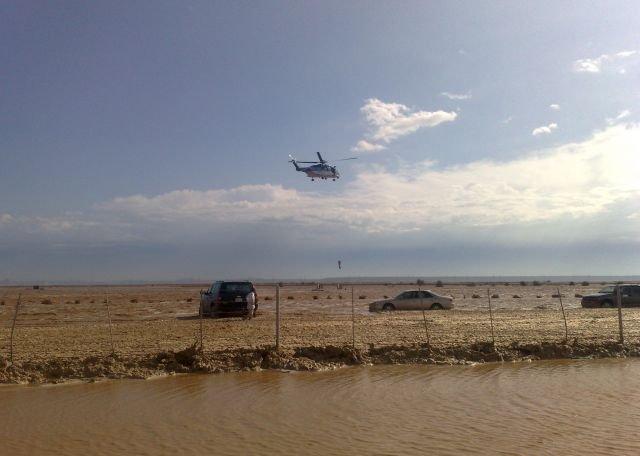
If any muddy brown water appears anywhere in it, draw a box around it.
[2,360,640,455]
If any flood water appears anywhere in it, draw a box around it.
[2,359,640,455]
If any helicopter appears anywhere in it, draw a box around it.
[288,152,357,181]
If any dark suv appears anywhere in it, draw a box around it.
[200,281,258,317]
[581,284,640,308]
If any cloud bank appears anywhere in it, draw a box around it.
[3,124,638,249]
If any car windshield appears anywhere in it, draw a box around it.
[598,286,614,293]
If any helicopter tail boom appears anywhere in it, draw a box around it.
[288,155,302,171]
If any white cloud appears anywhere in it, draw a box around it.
[532,123,558,136]
[615,50,637,58]
[606,109,631,125]
[441,91,472,100]
[352,98,457,152]
[501,116,513,125]
[549,104,561,111]
[351,140,386,153]
[573,50,637,73]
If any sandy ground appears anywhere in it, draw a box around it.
[2,282,640,366]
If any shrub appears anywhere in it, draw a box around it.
[520,281,527,286]
[581,281,590,286]
[513,295,521,299]
[338,295,343,299]
[41,299,53,305]
[435,280,443,287]
[504,283,510,286]
[186,298,193,303]
[472,294,481,299]
[0,300,4,306]
[575,293,583,298]
[383,295,389,299]
[359,295,366,300]
[569,281,575,286]
[74,300,80,304]
[467,282,477,287]
[533,281,541,286]
[416,279,425,286]
[491,294,499,299]
[313,295,318,300]
[263,296,272,301]
[287,296,294,300]
[536,295,542,298]
[326,295,332,300]
[130,298,138,303]
[89,300,95,303]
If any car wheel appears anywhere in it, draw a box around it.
[430,303,443,310]
[382,303,395,311]
[601,300,614,308]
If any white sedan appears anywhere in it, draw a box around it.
[369,290,454,312]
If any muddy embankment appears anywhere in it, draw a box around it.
[2,340,640,385]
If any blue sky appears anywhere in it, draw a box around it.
[1,1,639,281]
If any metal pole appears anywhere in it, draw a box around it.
[351,286,355,348]
[198,296,204,352]
[617,284,624,344]
[487,288,495,346]
[9,294,21,364]
[106,294,116,355]
[422,310,430,345]
[557,287,568,342]
[419,285,429,344]
[275,284,280,350]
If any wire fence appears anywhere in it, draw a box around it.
[2,283,640,363]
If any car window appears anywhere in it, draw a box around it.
[220,282,253,294]
[599,286,614,293]
[420,291,433,298]
[209,282,222,294]
[398,291,415,300]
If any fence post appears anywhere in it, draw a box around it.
[556,287,568,342]
[486,289,495,346]
[275,284,280,350]
[106,294,116,355]
[421,310,430,346]
[198,297,204,352]
[419,286,430,345]
[617,285,624,344]
[9,294,21,364]
[351,286,355,348]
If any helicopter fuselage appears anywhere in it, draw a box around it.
[299,163,339,180]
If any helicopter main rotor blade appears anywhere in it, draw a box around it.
[331,157,358,162]
[295,161,321,164]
